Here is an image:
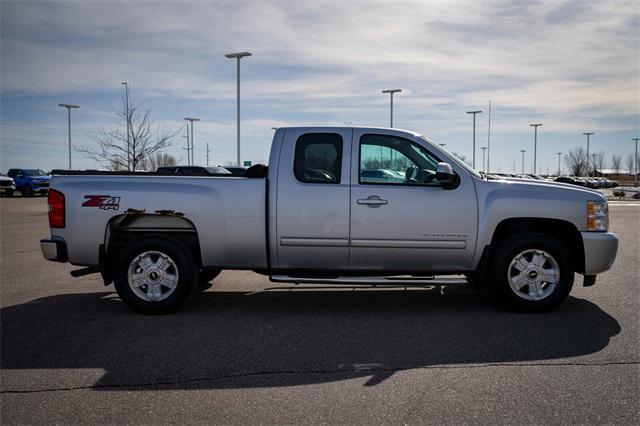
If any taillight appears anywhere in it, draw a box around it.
[48,189,65,228]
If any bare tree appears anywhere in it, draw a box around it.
[594,151,606,173]
[564,147,588,176]
[78,95,176,171]
[109,157,125,171]
[611,154,622,175]
[625,153,635,175]
[140,152,178,171]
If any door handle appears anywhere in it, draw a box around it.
[357,195,388,207]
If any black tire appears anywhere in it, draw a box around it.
[198,269,221,285]
[22,185,33,197]
[6,190,14,198]
[489,232,574,312]
[113,236,198,314]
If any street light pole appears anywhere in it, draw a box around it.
[591,153,597,176]
[487,100,492,173]
[182,135,189,164]
[58,104,79,169]
[467,110,482,169]
[583,132,594,177]
[184,126,190,165]
[530,123,542,175]
[121,82,130,170]
[480,147,487,173]
[633,138,639,186]
[225,52,252,166]
[184,117,200,165]
[381,89,402,127]
[556,152,563,176]
[520,149,527,175]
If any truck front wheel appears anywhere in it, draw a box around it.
[113,236,197,314]
[489,232,574,312]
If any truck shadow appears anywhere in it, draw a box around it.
[0,286,621,390]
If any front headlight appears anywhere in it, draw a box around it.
[587,201,608,231]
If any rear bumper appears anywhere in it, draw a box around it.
[581,232,618,275]
[40,237,68,262]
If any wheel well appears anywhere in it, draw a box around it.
[490,218,585,273]
[101,214,202,284]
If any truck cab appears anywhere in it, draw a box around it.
[268,127,477,273]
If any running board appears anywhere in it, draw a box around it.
[269,275,468,286]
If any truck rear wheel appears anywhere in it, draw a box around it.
[113,236,197,314]
[489,232,574,312]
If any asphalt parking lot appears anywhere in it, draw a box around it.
[1,197,638,424]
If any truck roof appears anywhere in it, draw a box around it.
[274,126,423,138]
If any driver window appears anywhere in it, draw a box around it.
[359,134,441,186]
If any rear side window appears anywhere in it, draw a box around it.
[294,133,342,184]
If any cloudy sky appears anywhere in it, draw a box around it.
[1,0,638,174]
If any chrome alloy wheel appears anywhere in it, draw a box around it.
[127,251,179,302]
[507,249,560,301]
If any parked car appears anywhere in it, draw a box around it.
[556,176,591,187]
[0,175,16,197]
[360,169,405,183]
[223,166,248,176]
[612,187,640,199]
[156,166,232,175]
[553,176,575,185]
[596,177,618,188]
[41,126,618,314]
[7,168,50,196]
[584,178,603,189]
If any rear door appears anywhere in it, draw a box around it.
[349,130,478,272]
[275,128,352,270]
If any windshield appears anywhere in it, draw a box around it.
[418,136,482,178]
[24,169,48,176]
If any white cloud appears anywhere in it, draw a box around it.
[1,0,638,172]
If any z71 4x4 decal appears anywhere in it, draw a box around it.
[81,195,121,210]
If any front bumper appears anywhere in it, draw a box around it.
[40,237,68,262]
[581,232,618,275]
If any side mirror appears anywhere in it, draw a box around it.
[435,162,457,188]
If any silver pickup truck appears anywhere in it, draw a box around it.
[41,126,618,314]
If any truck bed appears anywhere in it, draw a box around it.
[49,174,268,268]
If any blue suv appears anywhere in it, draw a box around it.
[7,169,51,196]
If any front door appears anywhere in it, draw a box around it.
[349,130,478,273]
